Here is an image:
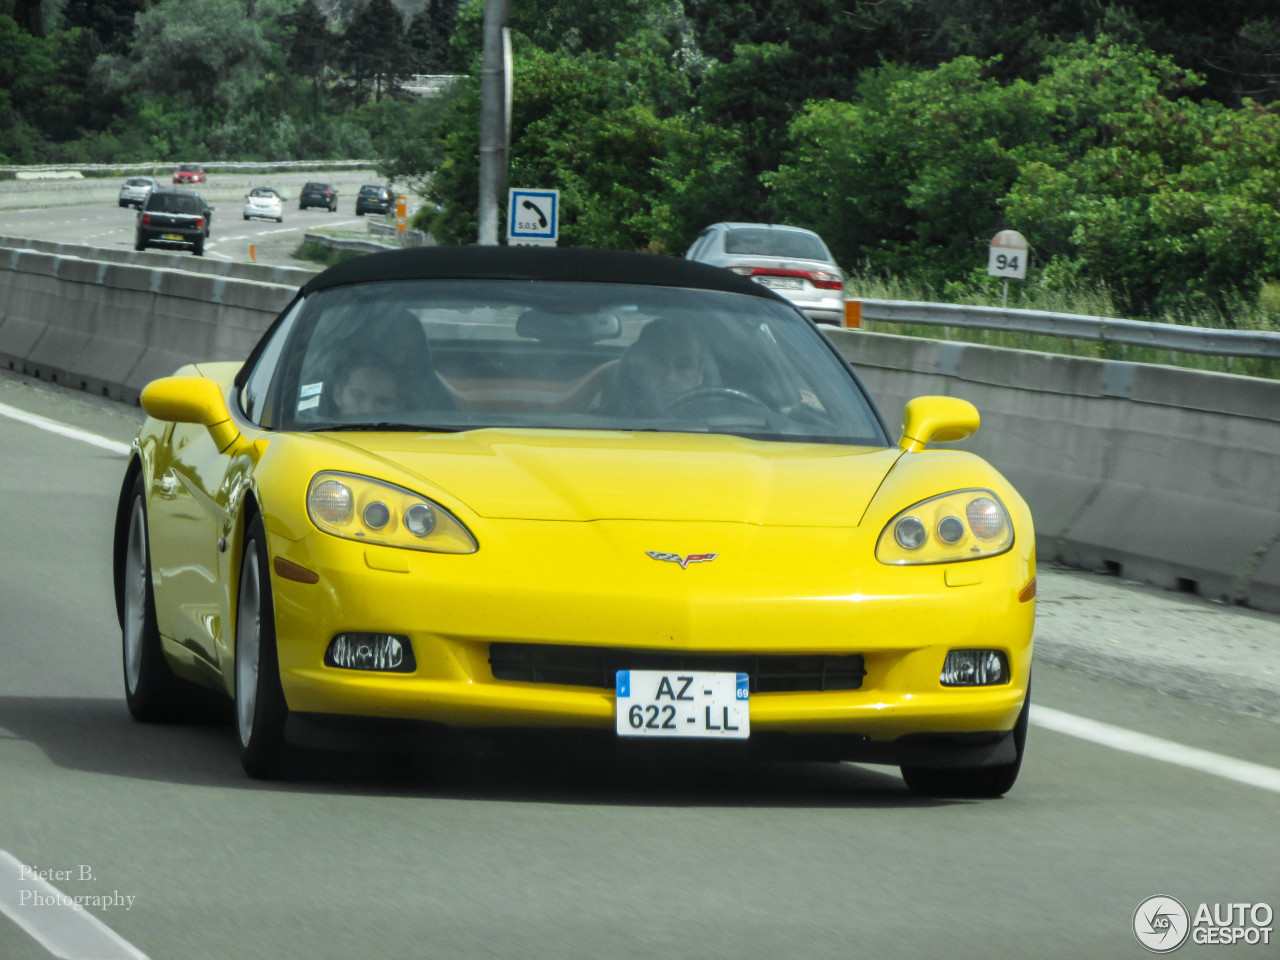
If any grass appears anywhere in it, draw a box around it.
[291,240,365,268]
[844,265,1280,380]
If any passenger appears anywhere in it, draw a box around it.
[610,319,708,416]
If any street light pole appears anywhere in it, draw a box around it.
[477,0,508,245]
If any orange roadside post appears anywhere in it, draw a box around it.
[843,299,862,328]
[249,243,256,262]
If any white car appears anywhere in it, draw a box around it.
[118,177,157,209]
[243,187,284,223]
[685,222,845,324]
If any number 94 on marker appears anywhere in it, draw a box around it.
[615,670,750,739]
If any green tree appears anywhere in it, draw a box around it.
[281,0,338,100]
[341,0,411,102]
[59,0,148,55]
[406,0,459,74]
[92,0,284,115]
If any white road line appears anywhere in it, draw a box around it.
[0,402,131,456]
[1032,705,1280,794]
[0,851,148,960]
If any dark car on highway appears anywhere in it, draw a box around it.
[135,189,213,256]
[300,181,339,212]
[355,184,394,216]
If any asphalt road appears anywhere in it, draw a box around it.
[0,170,400,268]
[0,369,1276,960]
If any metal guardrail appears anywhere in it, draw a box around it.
[851,298,1280,360]
[400,75,466,96]
[366,220,431,248]
[0,160,377,178]
[302,233,399,255]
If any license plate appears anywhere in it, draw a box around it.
[162,233,184,240]
[615,670,749,739]
[757,276,803,290]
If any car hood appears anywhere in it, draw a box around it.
[317,429,900,526]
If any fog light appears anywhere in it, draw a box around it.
[310,479,353,524]
[325,633,416,673]
[966,497,1006,540]
[940,649,1008,686]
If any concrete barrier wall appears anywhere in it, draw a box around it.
[0,244,1277,612]
[0,248,296,403]
[0,235,318,288]
[827,329,1280,612]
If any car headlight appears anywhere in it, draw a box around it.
[875,489,1012,565]
[306,472,477,554]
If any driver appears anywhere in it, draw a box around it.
[611,319,707,416]
[332,352,404,417]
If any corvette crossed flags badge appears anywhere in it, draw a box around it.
[646,551,718,569]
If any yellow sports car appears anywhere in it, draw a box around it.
[113,247,1035,794]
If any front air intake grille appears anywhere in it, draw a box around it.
[489,643,865,693]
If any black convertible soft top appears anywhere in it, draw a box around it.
[298,245,789,304]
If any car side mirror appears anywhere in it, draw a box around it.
[140,376,240,451]
[898,396,979,452]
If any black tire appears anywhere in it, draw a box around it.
[134,238,147,252]
[121,474,190,721]
[118,199,127,208]
[900,682,1031,798]
[192,239,204,257]
[243,213,250,220]
[235,514,291,778]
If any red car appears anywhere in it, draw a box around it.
[173,163,206,185]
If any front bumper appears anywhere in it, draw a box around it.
[264,519,1035,752]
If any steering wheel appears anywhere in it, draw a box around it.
[657,385,772,416]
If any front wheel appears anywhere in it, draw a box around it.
[235,514,291,777]
[900,684,1031,798]
[121,475,190,721]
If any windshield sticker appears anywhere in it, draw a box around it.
[297,396,321,411]
[299,382,323,399]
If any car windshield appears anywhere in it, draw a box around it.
[264,280,886,445]
[724,228,830,261]
[126,178,152,187]
[250,188,279,198]
[148,193,202,214]
[178,165,200,172]
[359,185,383,196]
